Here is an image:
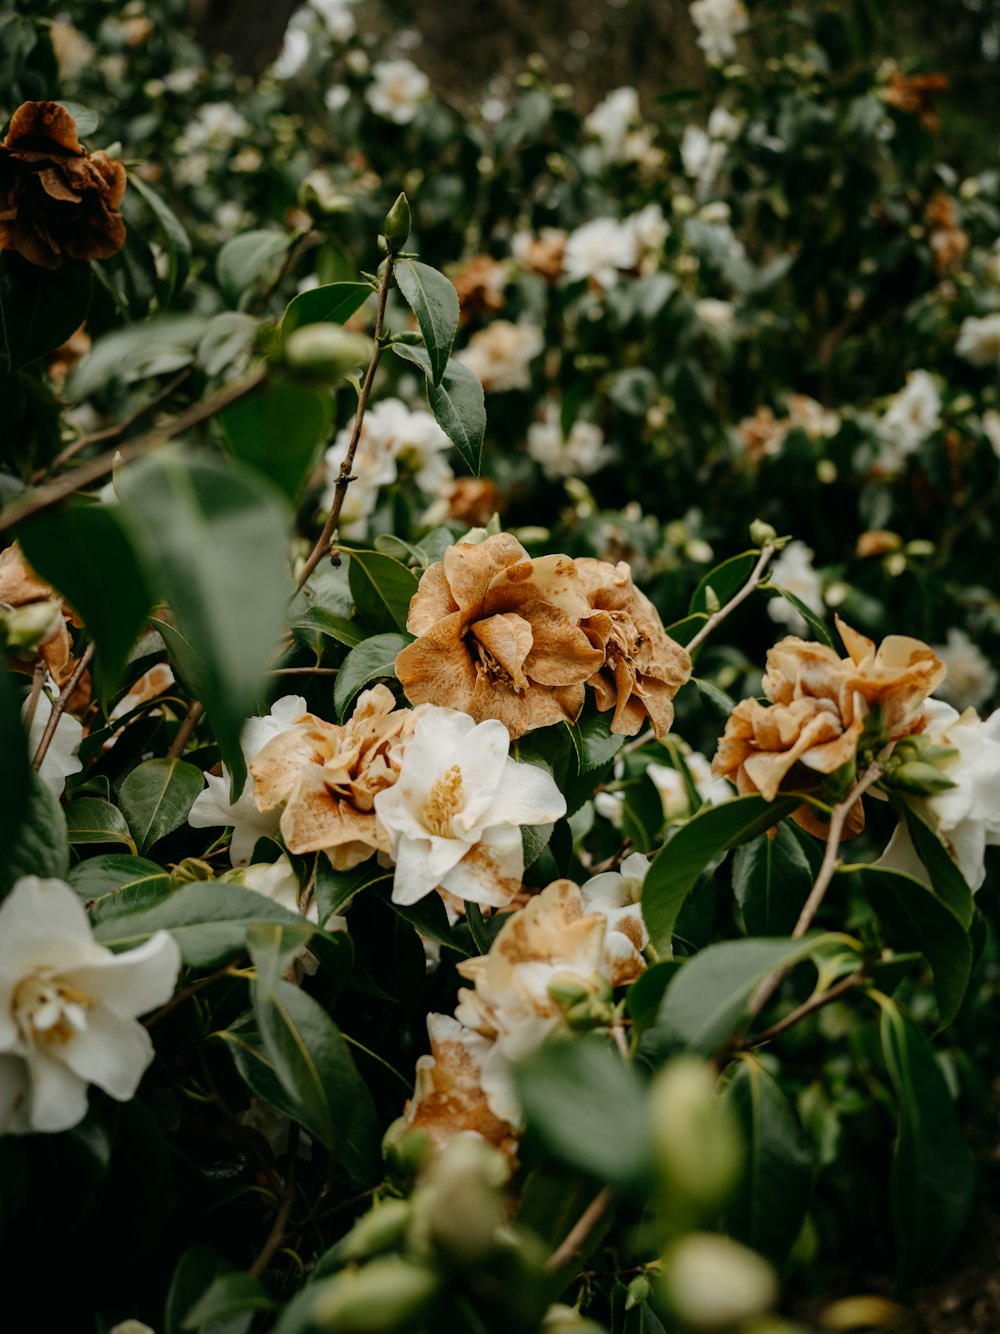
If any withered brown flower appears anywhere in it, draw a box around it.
[0,542,75,684]
[0,101,127,270]
[713,616,946,836]
[395,534,604,739]
[576,558,691,739]
[884,71,949,135]
[450,254,508,324]
[250,685,421,868]
[924,191,968,276]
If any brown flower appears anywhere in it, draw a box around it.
[445,476,505,528]
[250,685,420,868]
[513,227,567,282]
[0,542,75,684]
[713,616,945,836]
[395,534,604,739]
[576,558,691,738]
[450,254,508,324]
[0,101,127,270]
[884,71,949,134]
[924,191,968,276]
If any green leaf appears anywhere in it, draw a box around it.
[692,676,737,721]
[0,770,69,899]
[290,605,364,649]
[221,376,332,502]
[64,797,136,852]
[393,259,459,385]
[642,795,799,957]
[127,173,192,308]
[93,881,305,967]
[627,960,683,1034]
[688,550,758,616]
[565,707,626,775]
[391,344,486,474]
[723,1057,813,1264]
[877,996,974,1292]
[68,314,207,401]
[54,100,100,135]
[281,281,373,341]
[664,613,708,647]
[0,669,30,886]
[315,856,392,921]
[900,804,974,928]
[765,587,835,648]
[68,854,170,923]
[346,548,419,634]
[165,1247,241,1334]
[386,883,469,955]
[216,230,291,310]
[333,632,410,721]
[852,865,971,1028]
[652,934,849,1055]
[732,825,813,936]
[118,757,205,855]
[621,773,665,853]
[248,924,360,1151]
[17,501,152,701]
[182,1272,271,1331]
[0,252,92,371]
[515,1035,652,1190]
[117,448,290,795]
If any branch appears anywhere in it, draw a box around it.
[166,699,205,759]
[1,366,268,533]
[686,543,776,654]
[249,1124,300,1279]
[293,260,394,595]
[545,1186,615,1273]
[31,642,94,772]
[745,966,869,1048]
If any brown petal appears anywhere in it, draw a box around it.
[470,613,533,689]
[485,552,592,623]
[520,601,605,686]
[37,167,81,203]
[396,612,478,712]
[4,102,81,154]
[406,561,459,635]
[442,532,528,614]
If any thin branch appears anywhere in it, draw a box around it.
[167,699,205,759]
[1,366,268,533]
[249,1125,300,1279]
[256,230,321,312]
[293,261,393,594]
[23,657,48,731]
[745,966,869,1048]
[31,642,93,772]
[686,543,776,654]
[545,1186,615,1273]
[269,665,339,677]
[143,963,240,1028]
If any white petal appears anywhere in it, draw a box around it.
[0,970,22,1052]
[440,824,523,908]
[449,720,511,828]
[61,1005,155,1101]
[391,834,465,906]
[27,1048,89,1133]
[0,877,99,973]
[873,824,929,884]
[62,930,181,1019]
[485,758,566,830]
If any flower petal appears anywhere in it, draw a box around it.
[61,1006,154,1102]
[486,757,566,829]
[62,930,181,1020]
[27,1048,89,1133]
[0,877,98,974]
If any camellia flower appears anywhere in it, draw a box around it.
[876,369,941,473]
[689,0,750,64]
[526,402,612,480]
[0,876,181,1134]
[0,542,75,684]
[251,685,422,870]
[933,628,998,713]
[767,540,825,636]
[366,58,430,125]
[584,86,641,164]
[713,617,946,835]
[455,320,544,392]
[23,684,83,798]
[580,851,651,986]
[451,254,508,322]
[576,557,692,738]
[0,101,127,269]
[396,533,605,738]
[373,705,566,908]
[511,227,567,282]
[955,313,1000,369]
[562,216,639,289]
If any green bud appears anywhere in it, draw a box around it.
[625,1274,652,1309]
[1,600,63,653]
[283,325,371,385]
[660,1234,777,1330]
[388,329,423,347]
[749,519,777,547]
[886,761,958,796]
[649,1057,743,1218]
[340,1200,412,1261]
[381,192,411,253]
[382,1117,432,1182]
[409,1135,507,1267]
[311,1257,440,1332]
[547,972,593,1012]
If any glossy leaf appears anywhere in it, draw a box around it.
[346,548,419,635]
[127,173,191,308]
[901,804,973,928]
[688,550,758,616]
[216,229,290,309]
[118,449,290,795]
[642,795,799,957]
[69,854,170,923]
[183,1272,272,1330]
[68,314,208,401]
[0,252,92,370]
[391,343,486,474]
[0,771,69,898]
[332,632,410,722]
[393,259,459,384]
[290,605,364,649]
[565,706,626,775]
[877,996,974,1292]
[765,586,836,648]
[118,757,205,854]
[0,668,30,889]
[222,376,332,503]
[281,281,373,340]
[315,856,392,921]
[732,825,813,936]
[64,796,136,851]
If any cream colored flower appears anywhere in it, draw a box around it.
[933,628,998,712]
[690,0,749,63]
[23,682,83,797]
[526,402,611,480]
[580,851,650,986]
[366,59,429,125]
[455,320,543,392]
[395,533,605,739]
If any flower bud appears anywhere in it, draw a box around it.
[381,192,411,253]
[409,1135,508,1267]
[749,519,777,547]
[625,1274,652,1309]
[340,1199,413,1261]
[649,1057,743,1218]
[885,760,957,796]
[660,1234,777,1330]
[283,325,371,385]
[382,1117,432,1182]
[310,1257,440,1331]
[0,600,64,653]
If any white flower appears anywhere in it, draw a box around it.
[188,696,309,866]
[695,298,735,331]
[455,321,544,393]
[22,684,82,798]
[526,403,612,479]
[312,0,356,41]
[646,752,734,822]
[273,17,310,78]
[373,707,566,908]
[766,540,825,634]
[326,84,350,113]
[175,102,250,155]
[690,0,750,63]
[366,59,429,124]
[956,313,1000,368]
[629,203,669,262]
[0,877,181,1134]
[933,629,998,712]
[876,370,941,472]
[580,851,650,985]
[708,105,742,141]
[681,125,727,196]
[877,699,1000,891]
[563,217,639,289]
[982,409,1000,459]
[584,86,641,164]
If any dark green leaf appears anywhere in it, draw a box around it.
[165,1247,237,1334]
[127,173,191,308]
[692,676,737,720]
[642,795,799,957]
[723,1057,812,1264]
[333,632,410,722]
[118,757,205,854]
[732,825,813,936]
[0,770,68,898]
[878,997,974,1292]
[68,314,207,401]
[0,252,92,370]
[393,259,459,385]
[69,854,170,923]
[688,551,758,616]
[901,804,974,928]
[664,613,708,646]
[281,281,373,340]
[346,548,419,635]
[64,796,136,851]
[621,773,665,853]
[627,960,683,1034]
[387,884,469,954]
[182,1272,271,1331]
[315,856,392,921]
[290,605,363,649]
[0,669,30,886]
[217,230,291,309]
[391,343,486,474]
[221,376,332,502]
[765,587,835,648]
[565,707,626,775]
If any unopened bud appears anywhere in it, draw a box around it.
[340,1200,412,1261]
[1,600,63,653]
[381,192,411,253]
[649,1057,743,1217]
[625,1274,652,1309]
[749,519,777,547]
[886,760,957,796]
[382,1117,432,1182]
[409,1135,507,1266]
[660,1234,777,1330]
[311,1257,440,1331]
[283,324,370,384]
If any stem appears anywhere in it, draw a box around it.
[1,366,268,533]
[23,657,48,731]
[464,900,493,956]
[293,259,394,595]
[31,642,93,772]
[545,1186,616,1273]
[269,666,339,677]
[745,966,869,1048]
[686,543,776,654]
[143,964,240,1028]
[249,1124,299,1279]
[167,699,205,759]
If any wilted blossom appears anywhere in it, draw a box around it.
[188,695,310,865]
[455,320,544,392]
[511,227,566,281]
[373,705,566,908]
[955,313,1000,369]
[0,877,181,1134]
[579,851,650,986]
[713,617,946,835]
[933,628,998,712]
[767,540,825,636]
[877,700,1000,891]
[0,542,75,684]
[451,254,508,322]
[876,369,941,473]
[689,0,750,64]
[526,402,612,480]
[366,59,429,125]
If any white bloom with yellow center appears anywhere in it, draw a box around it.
[0,877,181,1134]
[366,58,429,125]
[690,0,750,63]
[374,707,565,908]
[956,313,1000,368]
